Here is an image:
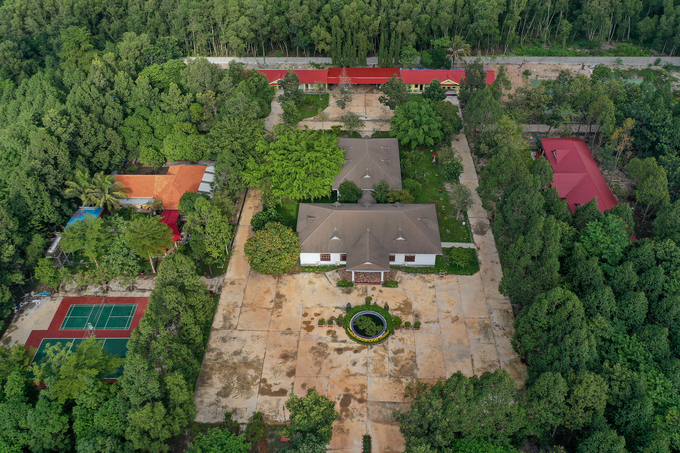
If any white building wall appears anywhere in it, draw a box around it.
[301,252,436,266]
[391,254,437,266]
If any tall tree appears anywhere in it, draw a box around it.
[423,79,447,102]
[244,128,345,202]
[125,216,173,273]
[390,101,444,150]
[432,35,471,68]
[626,157,670,220]
[378,75,410,110]
[183,197,234,272]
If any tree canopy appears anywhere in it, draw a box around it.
[244,128,345,202]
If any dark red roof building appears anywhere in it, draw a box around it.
[258,69,328,85]
[540,137,617,213]
[400,69,495,86]
[326,67,400,84]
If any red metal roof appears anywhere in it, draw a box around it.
[400,69,495,85]
[295,70,328,84]
[540,138,617,213]
[326,67,400,84]
[258,69,328,85]
[257,69,288,84]
[159,209,181,241]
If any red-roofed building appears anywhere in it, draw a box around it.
[258,69,328,92]
[326,67,400,84]
[115,165,212,210]
[539,138,617,213]
[400,69,495,95]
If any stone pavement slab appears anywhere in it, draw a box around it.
[195,171,525,452]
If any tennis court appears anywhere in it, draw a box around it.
[60,304,137,330]
[33,337,129,378]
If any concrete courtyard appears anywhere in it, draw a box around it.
[194,266,524,452]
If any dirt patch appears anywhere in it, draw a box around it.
[302,312,308,317]
[310,343,329,371]
[472,220,489,236]
[259,378,289,397]
[229,280,236,285]
[273,291,286,310]
[214,360,264,398]
[338,393,354,419]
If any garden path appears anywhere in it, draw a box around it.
[447,97,527,382]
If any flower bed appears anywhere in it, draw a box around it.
[344,304,394,345]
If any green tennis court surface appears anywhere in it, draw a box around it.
[61,304,137,330]
[33,338,129,378]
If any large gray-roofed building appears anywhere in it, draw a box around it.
[297,202,442,280]
[332,138,402,192]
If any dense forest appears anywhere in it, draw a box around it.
[0,0,680,71]
[0,30,274,325]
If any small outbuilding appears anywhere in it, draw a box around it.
[539,137,617,213]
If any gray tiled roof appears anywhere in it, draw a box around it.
[332,138,402,191]
[297,203,442,264]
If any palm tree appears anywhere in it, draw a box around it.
[64,170,94,205]
[90,172,127,211]
[446,36,472,69]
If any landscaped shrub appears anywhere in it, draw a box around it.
[336,315,344,326]
[387,188,414,203]
[318,318,325,326]
[414,321,421,329]
[337,280,354,287]
[251,208,284,231]
[244,222,300,274]
[338,180,363,203]
[362,435,372,453]
[373,180,390,203]
[299,265,345,273]
[382,280,398,287]
[365,296,373,304]
[245,412,265,443]
[393,316,402,327]
[441,158,464,182]
[402,178,423,197]
[187,428,250,453]
[404,321,412,329]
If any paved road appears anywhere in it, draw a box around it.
[446,97,527,384]
[194,55,680,67]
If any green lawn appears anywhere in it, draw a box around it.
[393,248,479,275]
[409,94,426,103]
[408,154,472,242]
[371,131,394,138]
[275,199,300,230]
[299,94,330,119]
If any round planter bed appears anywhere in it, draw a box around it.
[345,305,394,345]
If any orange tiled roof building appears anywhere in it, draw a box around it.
[115,165,212,210]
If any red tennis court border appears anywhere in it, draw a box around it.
[25,297,149,351]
